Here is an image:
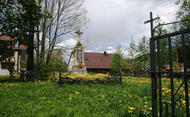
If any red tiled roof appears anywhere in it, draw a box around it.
[84,52,113,69]
[0,35,15,41]
[18,45,27,50]
[12,45,27,50]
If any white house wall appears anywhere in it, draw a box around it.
[0,63,10,75]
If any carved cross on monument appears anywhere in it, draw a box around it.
[75,29,83,42]
[71,29,87,75]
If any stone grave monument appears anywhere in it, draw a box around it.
[71,29,87,75]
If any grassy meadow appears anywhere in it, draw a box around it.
[0,76,188,117]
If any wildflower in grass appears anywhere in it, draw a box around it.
[140,109,144,111]
[144,105,148,108]
[182,100,186,104]
[128,110,132,113]
[75,91,80,95]
[40,97,46,100]
[69,97,72,101]
[128,107,134,110]
[69,94,73,98]
[145,102,148,104]
[101,95,105,99]
[149,107,152,110]
[162,88,167,91]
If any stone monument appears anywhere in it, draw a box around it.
[71,29,87,75]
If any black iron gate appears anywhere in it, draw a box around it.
[145,12,190,117]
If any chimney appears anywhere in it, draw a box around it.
[104,51,107,56]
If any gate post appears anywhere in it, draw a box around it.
[181,34,189,117]
[150,37,157,117]
[144,12,160,117]
[149,12,158,117]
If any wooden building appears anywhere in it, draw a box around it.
[84,52,113,73]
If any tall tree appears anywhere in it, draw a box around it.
[35,0,88,72]
[0,0,42,71]
[127,38,137,74]
[110,46,128,75]
[128,38,136,59]
[176,0,190,68]
[135,35,150,73]
[19,0,42,71]
[176,0,190,28]
[136,35,149,57]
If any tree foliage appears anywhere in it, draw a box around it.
[35,0,88,72]
[176,0,190,68]
[110,47,128,75]
[0,0,42,71]
[176,0,190,28]
[127,36,150,75]
[135,36,150,73]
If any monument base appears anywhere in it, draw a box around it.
[71,65,87,75]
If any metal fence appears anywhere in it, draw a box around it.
[145,12,190,117]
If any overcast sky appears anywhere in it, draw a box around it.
[57,0,179,55]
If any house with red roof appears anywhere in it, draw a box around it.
[84,51,113,73]
[0,35,27,75]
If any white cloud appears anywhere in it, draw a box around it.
[106,46,116,53]
[84,0,178,52]
[56,38,77,49]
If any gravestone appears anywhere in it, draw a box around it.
[71,29,87,75]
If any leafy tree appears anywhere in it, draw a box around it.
[18,0,42,71]
[127,38,137,74]
[128,38,136,59]
[176,0,190,68]
[110,46,128,76]
[176,0,190,29]
[135,35,150,73]
[46,57,68,73]
[0,0,42,71]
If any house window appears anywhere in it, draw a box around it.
[86,58,88,62]
[100,58,104,62]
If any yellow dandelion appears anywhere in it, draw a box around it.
[128,107,134,110]
[144,105,148,108]
[140,109,144,111]
[128,110,132,113]
[149,107,152,110]
[75,91,80,95]
[182,100,186,104]
[69,94,73,98]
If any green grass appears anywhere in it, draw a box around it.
[0,76,187,117]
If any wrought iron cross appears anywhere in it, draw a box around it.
[144,12,160,38]
[144,12,160,117]
[75,29,83,41]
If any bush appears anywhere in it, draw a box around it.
[49,73,121,84]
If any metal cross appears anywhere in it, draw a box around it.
[144,12,160,38]
[75,29,83,41]
[144,12,160,117]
